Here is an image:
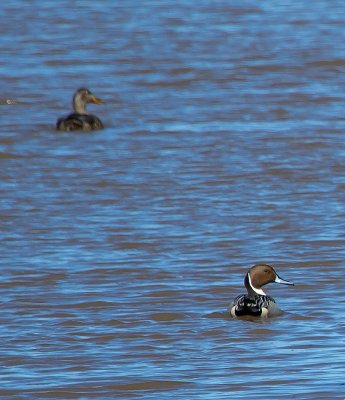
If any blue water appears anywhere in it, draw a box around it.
[1,1,345,398]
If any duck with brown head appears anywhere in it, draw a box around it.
[56,88,104,131]
[229,263,294,318]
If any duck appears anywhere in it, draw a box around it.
[229,263,294,318]
[56,88,104,131]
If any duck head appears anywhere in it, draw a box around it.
[244,263,294,296]
[72,88,104,114]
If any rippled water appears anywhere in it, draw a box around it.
[2,1,345,398]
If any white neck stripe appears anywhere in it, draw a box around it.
[248,273,266,295]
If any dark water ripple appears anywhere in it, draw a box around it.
[1,0,345,399]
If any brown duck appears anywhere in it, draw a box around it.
[56,88,104,131]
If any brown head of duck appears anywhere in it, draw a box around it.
[72,88,104,114]
[244,263,294,297]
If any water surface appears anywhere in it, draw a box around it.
[1,1,345,399]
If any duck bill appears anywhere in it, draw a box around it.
[91,95,104,104]
[274,275,294,286]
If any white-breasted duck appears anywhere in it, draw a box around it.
[56,88,104,131]
[229,263,294,318]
